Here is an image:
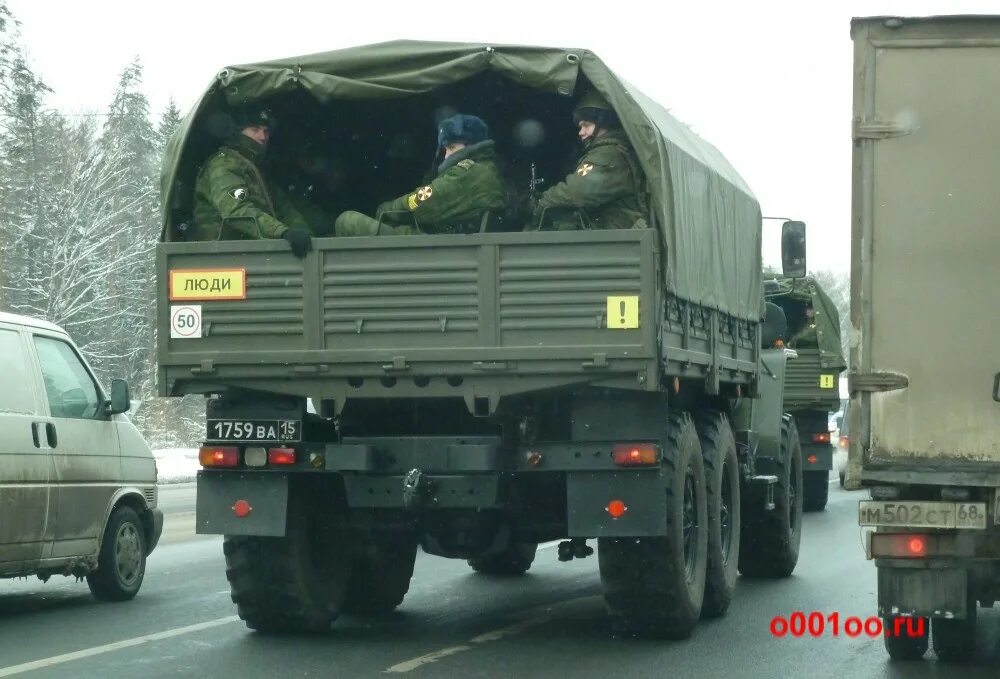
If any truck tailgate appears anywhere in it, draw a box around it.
[851,17,1000,472]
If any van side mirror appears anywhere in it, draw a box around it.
[781,220,807,278]
[107,379,131,415]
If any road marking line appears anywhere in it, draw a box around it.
[385,646,473,673]
[0,616,240,677]
[384,595,599,673]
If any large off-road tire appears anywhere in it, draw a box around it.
[468,542,537,576]
[803,470,829,512]
[695,410,740,619]
[224,498,352,633]
[599,411,708,639]
[933,597,977,661]
[87,505,147,601]
[739,416,803,578]
[884,616,929,660]
[342,535,418,615]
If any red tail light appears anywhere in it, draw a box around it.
[612,443,659,466]
[268,448,297,465]
[870,533,934,559]
[199,446,239,468]
[812,432,831,444]
[839,435,850,449]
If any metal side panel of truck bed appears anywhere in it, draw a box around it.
[157,229,674,403]
[850,16,1000,484]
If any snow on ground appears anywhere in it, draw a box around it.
[154,448,200,484]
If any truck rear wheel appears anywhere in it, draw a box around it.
[802,470,829,512]
[343,534,418,615]
[598,411,708,639]
[695,410,740,619]
[224,498,352,633]
[883,616,928,660]
[738,416,803,578]
[468,542,537,576]
[933,602,977,661]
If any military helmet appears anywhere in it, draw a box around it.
[232,104,277,130]
[572,90,620,130]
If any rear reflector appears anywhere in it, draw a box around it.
[612,443,659,466]
[812,432,831,444]
[606,500,627,518]
[870,533,935,559]
[807,454,818,464]
[232,499,252,518]
[199,446,239,468]
[268,448,296,465]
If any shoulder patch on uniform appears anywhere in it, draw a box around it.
[457,159,476,169]
[417,185,434,202]
[229,187,248,201]
[576,162,595,177]
[406,193,419,210]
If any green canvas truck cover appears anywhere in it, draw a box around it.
[767,274,846,372]
[160,41,763,322]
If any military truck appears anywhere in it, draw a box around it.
[764,275,846,511]
[157,42,808,639]
[849,16,1000,661]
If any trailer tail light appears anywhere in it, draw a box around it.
[812,432,831,444]
[268,448,297,465]
[606,500,628,518]
[199,446,239,468]
[869,533,933,559]
[612,443,659,466]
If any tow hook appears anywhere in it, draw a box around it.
[402,468,431,511]
[557,538,594,562]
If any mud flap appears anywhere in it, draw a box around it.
[801,443,833,471]
[877,566,968,619]
[566,471,666,537]
[196,472,289,537]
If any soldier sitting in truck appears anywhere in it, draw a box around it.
[334,113,506,236]
[528,91,648,230]
[191,105,315,258]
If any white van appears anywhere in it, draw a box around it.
[0,312,162,600]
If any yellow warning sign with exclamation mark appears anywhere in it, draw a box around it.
[606,295,640,329]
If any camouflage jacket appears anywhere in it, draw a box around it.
[535,130,646,230]
[192,135,310,241]
[377,140,506,234]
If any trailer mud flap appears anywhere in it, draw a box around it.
[877,566,968,619]
[196,472,289,537]
[566,471,665,537]
[801,443,833,471]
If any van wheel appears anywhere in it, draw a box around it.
[88,506,147,601]
[599,411,707,639]
[225,497,352,633]
[695,410,740,619]
[803,470,829,512]
[739,416,803,578]
[342,535,418,615]
[469,542,538,576]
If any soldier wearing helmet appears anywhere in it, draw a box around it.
[530,90,647,231]
[191,104,314,258]
[334,113,506,237]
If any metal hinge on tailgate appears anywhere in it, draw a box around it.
[849,371,909,394]
[852,119,911,141]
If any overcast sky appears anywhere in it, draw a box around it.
[7,0,996,271]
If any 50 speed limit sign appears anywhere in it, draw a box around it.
[170,305,202,339]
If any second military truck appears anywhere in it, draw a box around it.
[157,42,807,639]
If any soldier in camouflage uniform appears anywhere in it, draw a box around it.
[530,91,647,231]
[335,114,505,237]
[192,106,314,258]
